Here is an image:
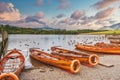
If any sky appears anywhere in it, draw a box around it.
[0,0,120,30]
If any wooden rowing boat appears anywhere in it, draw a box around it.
[108,43,120,47]
[30,48,80,74]
[0,49,25,80]
[106,35,120,39]
[51,47,99,66]
[75,42,120,54]
[110,39,120,44]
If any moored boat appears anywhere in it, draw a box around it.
[51,47,99,66]
[110,39,120,44]
[106,35,120,39]
[30,48,80,74]
[0,49,25,80]
[75,42,120,54]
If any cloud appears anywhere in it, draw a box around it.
[56,14,64,18]
[82,7,116,24]
[57,0,70,10]
[79,8,116,29]
[0,2,20,21]
[14,22,45,28]
[58,18,70,24]
[36,12,44,18]
[26,16,45,25]
[52,7,117,30]
[0,11,47,28]
[57,17,80,26]
[81,16,95,25]
[35,0,43,6]
[95,19,110,26]
[93,0,120,9]
[0,20,13,25]
[71,10,85,20]
[25,12,46,25]
[95,7,115,19]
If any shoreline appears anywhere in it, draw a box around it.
[20,55,120,80]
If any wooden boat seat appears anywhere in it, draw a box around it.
[7,54,21,59]
[3,62,21,73]
[5,58,21,64]
[3,69,14,73]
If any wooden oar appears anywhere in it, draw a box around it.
[98,63,114,68]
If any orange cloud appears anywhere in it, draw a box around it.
[93,0,120,9]
[0,2,20,21]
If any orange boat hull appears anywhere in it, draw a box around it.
[30,48,80,74]
[110,39,120,44]
[51,47,99,66]
[75,43,120,54]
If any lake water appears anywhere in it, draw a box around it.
[8,34,109,51]
[8,34,110,68]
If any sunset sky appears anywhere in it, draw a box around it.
[0,0,120,30]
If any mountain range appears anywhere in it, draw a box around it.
[35,26,59,30]
[99,23,120,30]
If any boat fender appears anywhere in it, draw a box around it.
[70,59,80,73]
[0,73,19,80]
[89,54,99,66]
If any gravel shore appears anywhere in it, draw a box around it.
[19,55,120,80]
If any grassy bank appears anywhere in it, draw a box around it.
[88,30,120,35]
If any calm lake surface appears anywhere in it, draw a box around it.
[8,34,109,51]
[8,34,110,68]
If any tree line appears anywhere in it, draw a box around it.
[0,25,106,34]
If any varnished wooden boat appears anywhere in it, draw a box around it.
[30,48,80,74]
[110,39,120,44]
[75,42,120,54]
[51,47,99,66]
[106,35,120,39]
[108,43,120,47]
[0,49,25,80]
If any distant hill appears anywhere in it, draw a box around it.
[35,26,59,30]
[99,23,120,30]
